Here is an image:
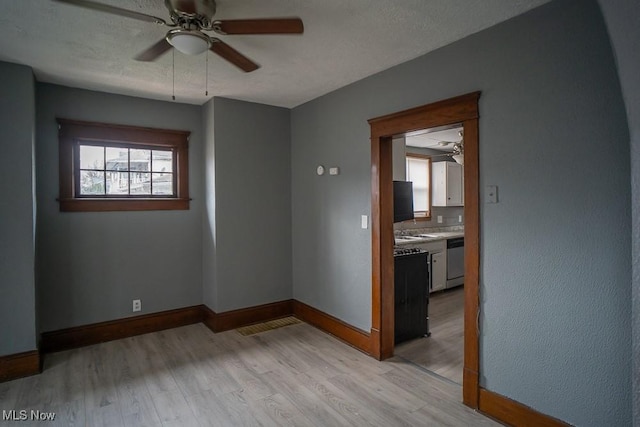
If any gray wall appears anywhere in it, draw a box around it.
[0,62,37,356]
[291,1,630,425]
[291,93,373,330]
[597,0,640,423]
[202,97,292,312]
[36,84,203,331]
[202,99,217,309]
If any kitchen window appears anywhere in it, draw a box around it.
[57,119,190,212]
[406,153,431,219]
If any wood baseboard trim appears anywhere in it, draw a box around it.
[41,305,204,353]
[0,350,41,382]
[293,300,371,354]
[202,300,294,333]
[478,388,572,427]
[40,299,370,359]
[202,300,371,355]
[202,305,217,333]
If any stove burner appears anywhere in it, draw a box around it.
[394,247,427,257]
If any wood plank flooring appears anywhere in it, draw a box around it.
[395,286,464,385]
[0,317,496,426]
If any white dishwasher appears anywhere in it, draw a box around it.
[446,237,464,288]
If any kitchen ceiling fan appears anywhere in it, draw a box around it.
[52,0,304,72]
[431,130,464,165]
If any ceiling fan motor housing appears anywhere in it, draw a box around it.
[165,0,216,29]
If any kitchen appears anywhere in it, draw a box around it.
[392,124,465,384]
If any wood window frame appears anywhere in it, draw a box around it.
[404,153,432,220]
[57,119,190,212]
[368,91,480,408]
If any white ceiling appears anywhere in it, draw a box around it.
[406,126,463,151]
[0,0,549,108]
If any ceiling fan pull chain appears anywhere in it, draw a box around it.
[205,52,209,96]
[172,49,176,101]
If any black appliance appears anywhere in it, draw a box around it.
[394,248,430,344]
[393,180,414,223]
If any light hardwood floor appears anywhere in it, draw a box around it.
[0,317,496,426]
[395,286,464,385]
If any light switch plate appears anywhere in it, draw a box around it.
[486,185,498,203]
[329,167,340,175]
[361,215,368,229]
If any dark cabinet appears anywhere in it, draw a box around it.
[394,252,429,344]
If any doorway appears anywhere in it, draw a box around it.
[394,123,465,385]
[368,92,480,408]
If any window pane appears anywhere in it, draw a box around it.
[80,170,105,195]
[79,145,104,170]
[131,172,151,195]
[152,150,173,173]
[130,149,151,172]
[106,147,128,171]
[413,189,428,211]
[106,171,129,195]
[406,157,429,212]
[152,173,174,195]
[59,120,190,211]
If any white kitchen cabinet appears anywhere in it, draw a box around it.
[413,239,447,293]
[432,161,463,206]
[430,251,447,292]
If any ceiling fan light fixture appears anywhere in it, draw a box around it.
[167,30,210,55]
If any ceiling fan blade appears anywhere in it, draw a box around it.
[134,39,172,62]
[209,38,259,72]
[53,0,168,25]
[212,18,304,35]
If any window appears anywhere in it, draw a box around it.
[57,119,190,212]
[406,153,431,219]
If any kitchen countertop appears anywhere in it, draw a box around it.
[394,228,464,246]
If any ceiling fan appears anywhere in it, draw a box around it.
[431,130,464,165]
[52,0,304,72]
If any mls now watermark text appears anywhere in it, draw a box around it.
[2,410,56,421]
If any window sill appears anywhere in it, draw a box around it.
[58,198,190,212]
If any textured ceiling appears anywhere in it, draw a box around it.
[406,127,463,151]
[0,0,549,107]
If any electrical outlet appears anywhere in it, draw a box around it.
[437,215,443,224]
[459,215,463,223]
[133,299,141,312]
